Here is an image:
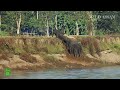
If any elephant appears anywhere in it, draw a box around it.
[68,41,82,57]
[52,28,83,58]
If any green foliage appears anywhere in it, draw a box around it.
[26,17,40,27]
[46,44,64,54]
[113,44,120,49]
[95,29,105,36]
[14,48,24,55]
[110,43,120,53]
[0,31,9,36]
[1,11,120,36]
[94,11,120,34]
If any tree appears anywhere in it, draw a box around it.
[16,12,22,35]
[1,11,119,36]
[94,11,120,34]
[41,11,55,37]
[46,16,49,37]
[76,21,79,35]
[55,15,58,30]
[0,14,1,31]
[37,11,39,20]
[86,11,95,36]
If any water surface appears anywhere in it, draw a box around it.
[1,66,120,79]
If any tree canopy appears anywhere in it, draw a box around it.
[0,11,120,36]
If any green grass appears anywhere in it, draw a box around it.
[46,44,64,54]
[110,43,120,54]
[43,55,56,62]
[14,47,25,55]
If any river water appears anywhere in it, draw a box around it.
[1,65,120,79]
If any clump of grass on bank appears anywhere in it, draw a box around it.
[77,36,101,56]
[109,43,120,54]
[0,38,15,54]
[77,36,120,57]
[14,47,25,55]
[19,53,37,63]
[97,36,120,54]
[46,44,64,54]
[20,37,64,54]
[43,55,56,62]
[39,52,60,63]
[0,37,64,55]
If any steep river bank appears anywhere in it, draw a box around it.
[0,36,120,73]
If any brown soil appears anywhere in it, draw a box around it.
[1,49,119,72]
[0,52,103,72]
[86,50,120,64]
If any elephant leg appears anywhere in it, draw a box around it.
[78,49,80,57]
[74,49,76,57]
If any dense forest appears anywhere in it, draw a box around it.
[0,11,120,36]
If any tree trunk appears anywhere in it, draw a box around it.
[16,13,21,35]
[46,19,49,37]
[37,11,39,20]
[86,11,94,36]
[87,20,93,36]
[66,27,69,36]
[55,15,58,30]
[76,21,79,35]
[0,15,1,31]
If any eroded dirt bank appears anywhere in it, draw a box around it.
[0,36,120,72]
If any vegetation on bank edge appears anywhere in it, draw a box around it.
[0,36,119,60]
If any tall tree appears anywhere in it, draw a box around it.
[86,11,95,36]
[46,16,49,37]
[16,12,22,35]
[74,12,80,35]
[55,15,58,30]
[43,11,55,37]
[37,11,39,20]
[75,21,79,35]
[0,14,1,31]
